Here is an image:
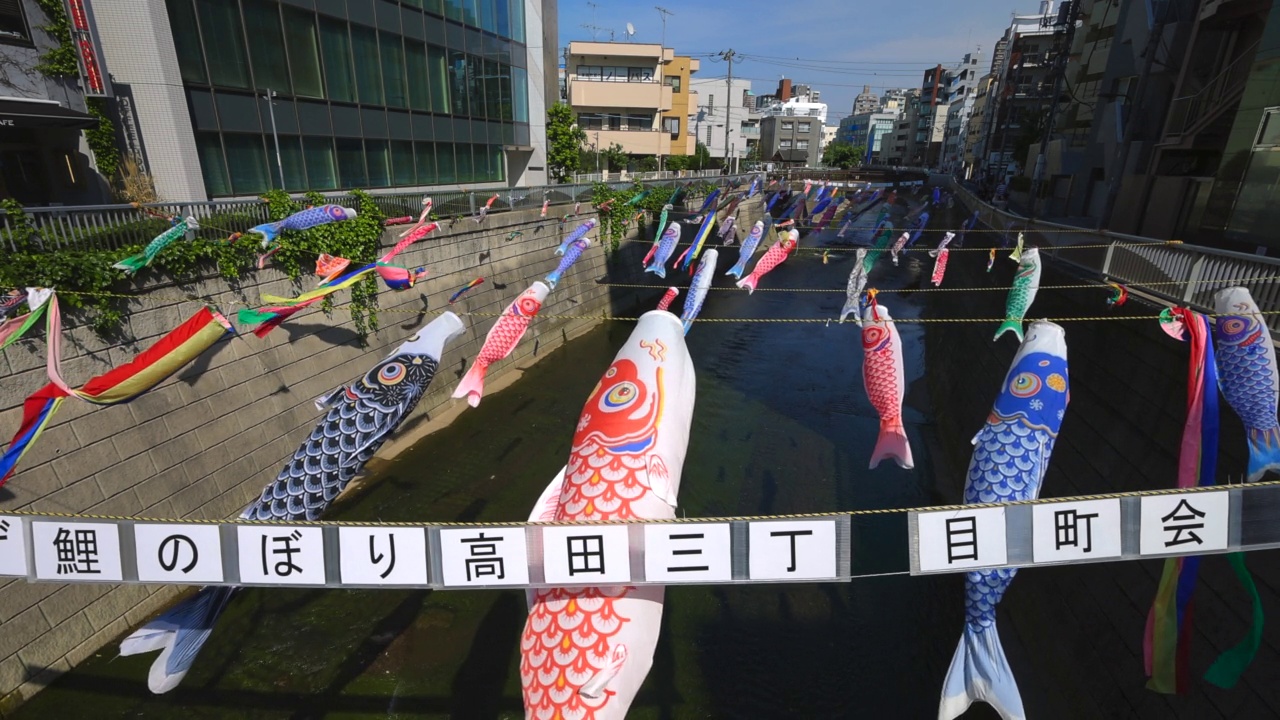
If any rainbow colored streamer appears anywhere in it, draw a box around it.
[0,289,52,351]
[1144,310,1265,693]
[675,212,716,272]
[1144,310,1216,693]
[0,301,232,486]
[448,278,484,304]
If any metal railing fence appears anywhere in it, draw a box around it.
[948,179,1280,336]
[2,173,763,253]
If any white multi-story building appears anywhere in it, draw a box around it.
[941,51,983,172]
[690,76,760,162]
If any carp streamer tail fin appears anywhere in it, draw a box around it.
[939,624,1026,720]
[452,360,490,408]
[993,319,1024,343]
[1244,426,1280,482]
[725,259,748,279]
[869,418,913,470]
[119,586,236,694]
[645,261,667,279]
[735,274,759,294]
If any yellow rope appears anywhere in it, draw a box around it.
[4,478,1267,527]
[594,274,1280,294]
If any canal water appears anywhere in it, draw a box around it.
[15,192,1002,718]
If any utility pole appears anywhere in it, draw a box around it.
[718,49,736,172]
[655,6,674,49]
[1029,0,1080,219]
[265,88,284,189]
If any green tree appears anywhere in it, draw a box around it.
[665,154,690,171]
[636,155,658,172]
[692,142,711,171]
[547,103,586,182]
[822,141,866,170]
[601,143,628,172]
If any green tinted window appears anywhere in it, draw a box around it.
[444,0,463,22]
[436,143,455,182]
[165,0,206,84]
[367,139,391,187]
[484,59,501,120]
[194,132,229,196]
[415,141,436,184]
[278,136,306,191]
[508,0,524,43]
[243,0,289,92]
[303,137,337,189]
[455,143,473,181]
[511,66,528,123]
[428,45,450,113]
[381,33,407,109]
[391,141,416,185]
[351,25,384,105]
[283,7,323,98]
[320,18,356,102]
[195,0,251,89]
[336,138,367,188]
[406,40,430,111]
[448,51,469,116]
[223,133,271,194]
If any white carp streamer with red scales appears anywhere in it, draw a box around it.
[520,310,696,720]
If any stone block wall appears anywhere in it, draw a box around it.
[0,186,763,712]
[925,229,1280,717]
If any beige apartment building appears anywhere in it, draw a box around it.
[566,41,698,157]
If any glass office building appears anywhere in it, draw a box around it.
[163,0,533,197]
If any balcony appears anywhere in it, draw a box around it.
[572,82,672,111]
[586,129,671,155]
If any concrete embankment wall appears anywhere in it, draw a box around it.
[924,222,1280,717]
[0,188,764,712]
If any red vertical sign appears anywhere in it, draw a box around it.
[64,0,108,97]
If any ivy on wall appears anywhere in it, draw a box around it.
[32,0,78,78]
[0,191,387,342]
[259,190,385,340]
[589,182,715,251]
[84,98,119,181]
[30,0,120,183]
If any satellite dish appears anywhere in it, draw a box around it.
[625,22,635,41]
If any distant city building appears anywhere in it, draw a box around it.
[760,114,822,167]
[567,41,696,159]
[880,88,908,114]
[690,76,759,163]
[821,125,838,153]
[839,112,898,163]
[662,55,700,157]
[853,85,880,116]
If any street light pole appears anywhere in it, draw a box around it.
[265,88,285,189]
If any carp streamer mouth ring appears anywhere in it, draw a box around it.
[1009,372,1042,398]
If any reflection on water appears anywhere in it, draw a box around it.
[14,196,991,719]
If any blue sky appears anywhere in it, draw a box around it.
[558,0,1044,120]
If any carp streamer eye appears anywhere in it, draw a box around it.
[517,297,541,315]
[1010,372,1041,398]
[1221,317,1248,335]
[603,382,638,410]
[861,325,887,349]
[378,362,407,385]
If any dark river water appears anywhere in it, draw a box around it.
[14,193,1001,719]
